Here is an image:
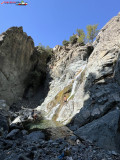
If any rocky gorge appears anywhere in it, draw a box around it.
[1,13,120,160]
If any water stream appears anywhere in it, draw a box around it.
[67,64,86,101]
[47,104,60,120]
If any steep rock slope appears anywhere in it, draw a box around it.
[0,27,34,105]
[37,43,93,124]
[37,13,120,152]
[0,27,49,106]
[73,13,120,126]
[73,13,120,152]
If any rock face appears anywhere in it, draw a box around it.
[71,13,120,152]
[0,27,34,105]
[37,13,120,152]
[0,27,49,106]
[75,109,120,152]
[72,13,120,125]
[2,13,120,155]
[37,43,93,124]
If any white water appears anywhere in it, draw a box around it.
[46,104,60,120]
[67,64,86,101]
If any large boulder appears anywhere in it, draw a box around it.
[75,109,120,153]
[0,27,34,105]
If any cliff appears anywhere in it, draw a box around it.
[0,27,49,105]
[37,13,120,152]
[1,13,120,155]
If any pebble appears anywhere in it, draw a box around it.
[1,129,120,160]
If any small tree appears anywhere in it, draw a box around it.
[76,29,85,44]
[38,43,53,58]
[69,35,77,44]
[76,29,84,37]
[86,24,99,43]
[62,40,69,47]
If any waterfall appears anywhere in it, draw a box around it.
[47,104,60,120]
[67,64,86,101]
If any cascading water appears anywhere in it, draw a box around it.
[47,104,60,120]
[67,64,86,101]
[37,61,87,125]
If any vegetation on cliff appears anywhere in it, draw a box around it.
[62,24,99,46]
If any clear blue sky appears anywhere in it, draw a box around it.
[0,0,120,48]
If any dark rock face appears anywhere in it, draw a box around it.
[0,27,34,105]
[0,27,50,106]
[75,110,120,152]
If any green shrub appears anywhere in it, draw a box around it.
[86,24,99,42]
[76,29,85,44]
[77,36,85,45]
[69,35,77,44]
[62,40,69,46]
[38,43,53,60]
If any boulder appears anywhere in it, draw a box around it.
[26,131,45,141]
[6,129,22,139]
[75,110,120,153]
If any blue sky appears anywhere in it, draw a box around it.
[0,0,120,48]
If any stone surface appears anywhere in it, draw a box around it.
[67,13,120,152]
[0,27,34,105]
[0,114,9,136]
[37,43,93,124]
[75,110,120,152]
[0,27,49,107]
[6,129,21,140]
[0,100,10,136]
[0,134,120,160]
[1,13,120,158]
[72,13,120,128]
[37,13,120,152]
[0,100,9,110]
[26,131,45,141]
